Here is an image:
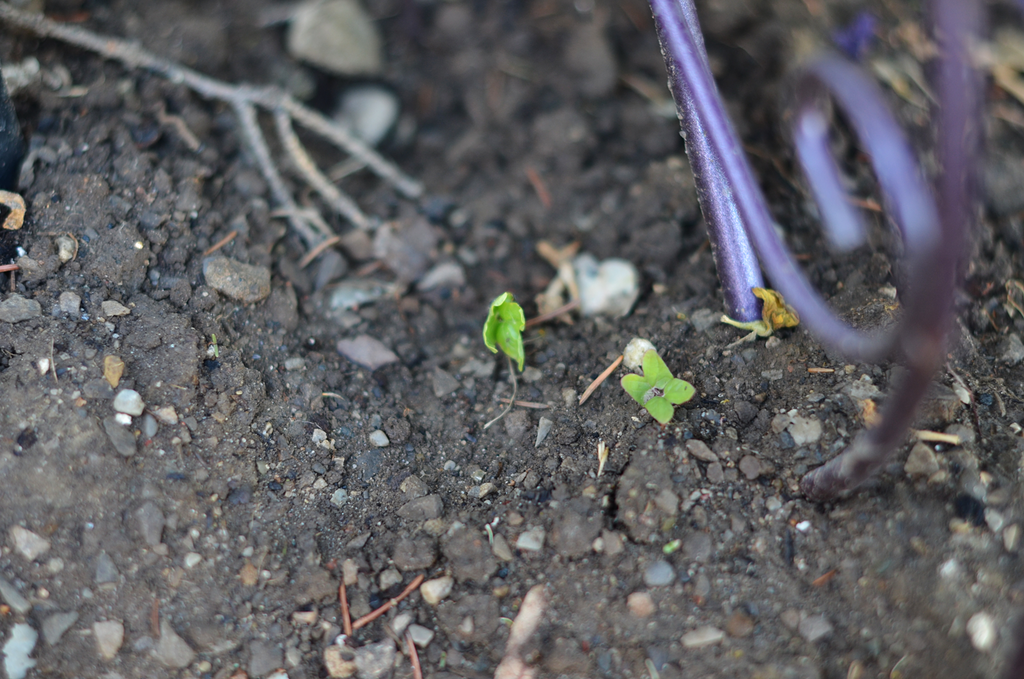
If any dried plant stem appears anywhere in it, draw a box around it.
[338,582,353,637]
[351,574,424,630]
[578,355,623,406]
[0,2,423,252]
[406,631,423,679]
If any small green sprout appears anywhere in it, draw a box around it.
[482,292,525,371]
[621,349,695,425]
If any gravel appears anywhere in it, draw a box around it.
[8,526,50,561]
[0,294,41,323]
[112,389,145,415]
[643,560,676,587]
[681,626,725,648]
[419,576,453,605]
[134,501,165,547]
[515,526,546,552]
[153,620,195,668]
[93,620,124,660]
[42,612,78,646]
[202,257,271,303]
[798,614,834,642]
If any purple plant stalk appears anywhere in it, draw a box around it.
[649,0,979,500]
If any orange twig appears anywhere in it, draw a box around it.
[352,575,424,630]
[807,367,834,374]
[812,569,837,587]
[299,234,341,268]
[498,398,549,409]
[524,298,580,328]
[525,166,552,209]
[579,355,624,406]
[203,229,238,256]
[406,630,423,679]
[339,582,353,637]
[0,263,18,273]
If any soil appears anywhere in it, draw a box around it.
[1,1,1023,678]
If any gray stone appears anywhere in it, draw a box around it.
[3,623,37,679]
[94,620,124,660]
[0,294,41,323]
[643,560,675,587]
[58,291,81,315]
[112,389,145,416]
[94,552,118,584]
[0,577,30,614]
[337,335,399,371]
[154,620,195,668]
[336,84,400,147]
[535,417,553,447]
[368,430,390,448]
[574,253,639,317]
[350,449,383,480]
[418,261,465,291]
[516,526,546,552]
[9,526,50,561]
[135,501,165,547]
[287,0,382,77]
[400,475,428,501]
[739,455,762,480]
[705,462,724,484]
[101,300,130,317]
[432,367,460,398]
[686,439,718,462]
[1001,334,1024,365]
[248,640,282,678]
[905,442,940,478]
[397,495,443,521]
[406,624,434,648]
[353,638,396,679]
[202,257,271,303]
[102,417,136,457]
[788,415,822,446]
[491,533,513,561]
[42,611,78,645]
[684,532,712,563]
[681,626,724,648]
[798,614,834,642]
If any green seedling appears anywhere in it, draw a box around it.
[483,292,525,371]
[621,349,695,425]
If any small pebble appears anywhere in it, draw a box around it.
[643,560,675,587]
[516,526,546,552]
[287,0,383,77]
[726,611,754,638]
[407,624,434,648]
[535,417,553,447]
[0,294,41,323]
[905,442,940,478]
[739,455,762,480]
[337,335,399,371]
[101,300,130,317]
[368,430,390,447]
[623,337,657,371]
[335,84,400,146]
[0,576,31,614]
[284,357,305,371]
[627,591,656,618]
[491,533,513,561]
[681,626,725,648]
[3,623,37,679]
[56,235,76,262]
[1004,524,1020,552]
[418,261,465,291]
[686,439,718,462]
[141,414,158,438]
[330,489,349,507]
[419,576,453,605]
[574,253,640,317]
[9,526,50,561]
[58,291,81,315]
[183,553,202,569]
[112,389,145,416]
[42,611,78,646]
[94,552,118,584]
[154,619,195,668]
[798,614,833,642]
[788,415,822,446]
[135,501,165,547]
[93,620,124,660]
[967,611,997,652]
[202,257,271,303]
[432,367,460,397]
[324,645,357,678]
[354,639,396,679]
[378,567,402,590]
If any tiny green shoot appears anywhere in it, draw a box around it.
[483,292,526,371]
[207,333,220,359]
[621,349,695,425]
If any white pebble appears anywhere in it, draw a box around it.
[3,623,37,679]
[369,430,390,447]
[112,389,145,416]
[183,553,202,569]
[419,576,453,605]
[967,611,997,652]
[681,626,724,648]
[623,338,657,371]
[515,526,546,552]
[9,526,50,561]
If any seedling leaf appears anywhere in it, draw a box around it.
[642,349,673,389]
[620,348,695,425]
[646,397,674,424]
[621,373,651,404]
[483,292,526,371]
[663,378,695,405]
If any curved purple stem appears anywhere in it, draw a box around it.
[651,0,763,322]
[649,0,979,500]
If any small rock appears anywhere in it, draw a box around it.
[1005,524,1021,552]
[94,552,118,584]
[154,619,195,668]
[330,489,349,507]
[368,430,390,447]
[535,417,554,447]
[418,260,465,291]
[681,626,725,648]
[94,620,124,660]
[905,442,940,478]
[9,526,50,561]
[1000,334,1024,365]
[103,355,125,389]
[0,294,41,323]
[0,577,30,614]
[705,462,724,484]
[643,560,675,587]
[798,614,833,642]
[378,567,403,591]
[967,612,997,652]
[686,439,718,462]
[419,576,454,605]
[113,389,145,416]
[58,291,81,314]
[392,536,436,571]
[324,645,357,678]
[335,84,400,147]
[400,475,428,500]
[516,526,546,552]
[287,0,382,77]
[249,640,283,678]
[601,529,624,556]
[491,533,513,561]
[203,257,271,303]
[522,366,543,383]
[397,495,443,521]
[407,624,434,648]
[135,501,165,547]
[102,416,137,456]
[432,367,460,397]
[788,415,822,446]
[739,455,762,480]
[3,623,37,679]
[623,338,657,371]
[42,611,78,646]
[726,611,754,638]
[183,553,202,569]
[56,235,76,263]
[284,357,305,371]
[354,638,396,679]
[684,532,713,563]
[337,335,399,371]
[101,300,130,317]
[328,279,393,311]
[574,254,640,317]
[627,591,656,618]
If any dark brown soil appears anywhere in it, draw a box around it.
[1,1,1023,678]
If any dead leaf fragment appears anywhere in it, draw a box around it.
[103,355,125,388]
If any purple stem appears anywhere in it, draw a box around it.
[650,0,763,323]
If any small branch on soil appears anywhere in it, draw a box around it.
[406,630,423,679]
[338,581,353,637]
[351,574,424,630]
[578,354,623,406]
[497,398,548,409]
[0,2,423,255]
[203,229,238,256]
[523,299,580,329]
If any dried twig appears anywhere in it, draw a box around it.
[0,2,423,255]
[352,574,424,630]
[203,229,238,256]
[338,582,353,637]
[406,630,423,679]
[578,355,623,405]
[523,299,580,329]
